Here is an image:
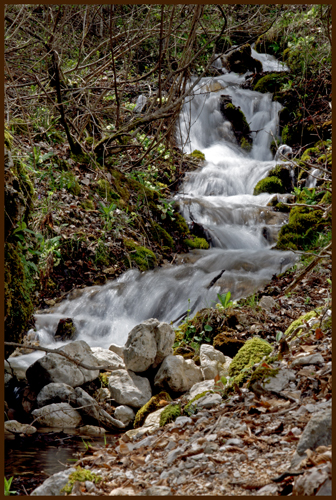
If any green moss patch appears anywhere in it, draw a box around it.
[253,73,287,94]
[189,150,205,161]
[124,239,157,271]
[229,337,273,378]
[284,309,320,337]
[62,467,102,494]
[159,403,181,426]
[184,237,209,250]
[253,176,285,195]
[134,392,172,428]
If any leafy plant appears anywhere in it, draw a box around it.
[302,187,324,205]
[98,201,116,230]
[157,201,175,220]
[4,477,16,496]
[216,291,234,310]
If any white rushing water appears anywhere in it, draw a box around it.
[11,51,297,369]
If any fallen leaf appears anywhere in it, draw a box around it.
[315,328,324,340]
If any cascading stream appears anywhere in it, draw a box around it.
[11,51,297,370]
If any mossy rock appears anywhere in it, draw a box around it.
[184,391,215,416]
[229,337,273,378]
[62,467,102,494]
[52,157,71,171]
[241,137,252,152]
[184,237,209,250]
[276,206,329,251]
[219,97,252,148]
[268,164,292,192]
[134,391,172,428]
[159,403,181,426]
[284,309,321,338]
[124,239,157,271]
[254,72,289,94]
[189,150,205,161]
[226,44,262,73]
[253,176,284,195]
[275,202,290,213]
[151,221,175,249]
[170,213,190,235]
[5,243,35,358]
[213,333,245,358]
[321,192,332,204]
[70,152,91,165]
[173,345,195,359]
[54,318,76,341]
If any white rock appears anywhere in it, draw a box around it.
[95,388,111,402]
[32,403,82,428]
[172,416,192,428]
[5,420,37,435]
[188,379,215,400]
[114,406,135,426]
[31,468,76,496]
[200,344,226,380]
[77,425,106,437]
[110,487,135,495]
[109,344,124,359]
[108,369,152,408]
[263,369,296,392]
[26,341,100,390]
[124,318,175,372]
[291,353,324,367]
[154,355,203,393]
[37,383,75,408]
[91,347,125,370]
[144,486,172,495]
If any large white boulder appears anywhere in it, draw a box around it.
[26,341,100,390]
[154,355,203,393]
[91,347,125,370]
[123,318,175,372]
[37,383,75,408]
[108,369,152,408]
[200,344,227,380]
[188,379,216,400]
[109,344,124,359]
[31,403,82,428]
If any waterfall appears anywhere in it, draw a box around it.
[10,51,297,370]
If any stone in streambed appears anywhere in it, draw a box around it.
[124,318,175,372]
[108,369,152,408]
[154,355,203,393]
[30,468,76,496]
[31,403,82,428]
[91,347,125,370]
[26,340,100,391]
[36,382,75,408]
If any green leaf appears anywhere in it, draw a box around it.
[204,324,213,332]
[276,331,283,342]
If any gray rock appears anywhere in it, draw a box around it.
[316,478,332,496]
[154,355,203,392]
[204,442,219,454]
[36,383,75,408]
[188,379,215,400]
[124,318,175,372]
[166,446,184,465]
[134,94,147,113]
[172,416,192,428]
[108,369,152,408]
[291,408,331,468]
[293,463,331,495]
[109,344,124,359]
[77,425,106,437]
[110,487,135,495]
[31,468,76,495]
[263,369,296,392]
[291,353,324,367]
[26,341,100,390]
[114,405,135,426]
[257,484,280,495]
[259,296,277,312]
[144,486,172,495]
[223,438,243,447]
[70,387,125,430]
[5,420,37,435]
[91,347,125,370]
[187,393,222,414]
[32,403,82,428]
[200,344,226,380]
